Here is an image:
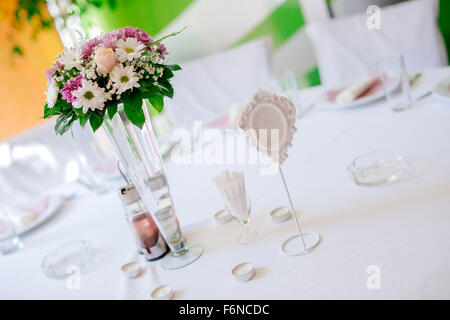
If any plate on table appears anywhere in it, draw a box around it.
[317,71,400,110]
[6,196,65,235]
[432,77,450,103]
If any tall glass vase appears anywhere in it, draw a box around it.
[102,100,203,270]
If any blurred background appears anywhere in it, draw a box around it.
[1,0,449,140]
[2,0,450,299]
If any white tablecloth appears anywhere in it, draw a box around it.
[2,68,450,299]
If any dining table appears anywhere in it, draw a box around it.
[1,67,450,300]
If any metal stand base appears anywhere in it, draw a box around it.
[281,232,321,256]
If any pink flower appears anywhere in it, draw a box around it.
[46,61,62,82]
[61,75,83,103]
[103,29,124,49]
[135,29,153,45]
[103,27,153,51]
[81,37,101,61]
[122,27,153,44]
[156,43,168,60]
[123,26,137,38]
[94,47,117,74]
[103,34,119,49]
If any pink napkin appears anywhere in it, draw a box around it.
[0,221,10,233]
[206,114,232,129]
[28,198,49,216]
[326,75,394,102]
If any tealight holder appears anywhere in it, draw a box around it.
[121,261,141,279]
[270,207,291,223]
[214,208,234,224]
[151,285,174,300]
[232,262,255,282]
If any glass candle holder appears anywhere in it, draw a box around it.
[118,184,169,261]
[103,101,203,270]
[348,150,409,186]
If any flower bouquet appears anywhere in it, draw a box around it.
[43,26,180,135]
[43,27,204,270]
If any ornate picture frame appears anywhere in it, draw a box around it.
[237,89,297,164]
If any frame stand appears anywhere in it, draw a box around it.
[278,166,320,256]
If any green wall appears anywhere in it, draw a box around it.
[438,0,450,62]
[80,0,193,35]
[80,0,449,89]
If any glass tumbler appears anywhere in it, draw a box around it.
[375,54,414,112]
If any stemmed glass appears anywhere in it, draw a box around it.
[227,191,262,245]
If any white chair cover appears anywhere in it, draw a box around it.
[164,38,274,128]
[306,0,448,85]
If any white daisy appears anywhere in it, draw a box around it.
[115,38,146,63]
[61,47,83,71]
[45,81,59,108]
[72,79,108,114]
[110,64,140,95]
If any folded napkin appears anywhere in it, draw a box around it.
[213,170,248,218]
[335,75,378,105]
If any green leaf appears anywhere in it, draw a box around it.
[162,67,174,80]
[107,102,118,120]
[63,117,78,135]
[140,85,161,99]
[89,112,104,132]
[139,80,161,99]
[54,114,67,134]
[73,107,89,128]
[79,113,90,128]
[54,111,77,135]
[166,64,182,71]
[156,80,174,98]
[44,103,59,118]
[148,95,164,113]
[54,98,73,112]
[73,107,84,117]
[122,90,145,128]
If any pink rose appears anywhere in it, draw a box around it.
[94,47,117,74]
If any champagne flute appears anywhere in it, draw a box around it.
[226,189,262,245]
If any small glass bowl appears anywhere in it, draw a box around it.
[348,150,409,186]
[41,239,95,279]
